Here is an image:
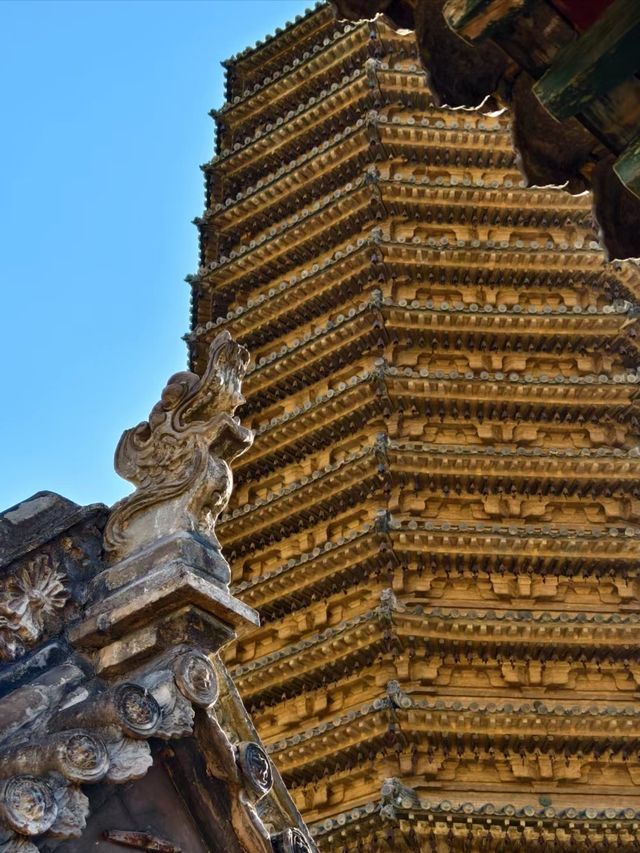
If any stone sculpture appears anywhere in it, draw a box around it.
[0,334,314,852]
[104,330,253,576]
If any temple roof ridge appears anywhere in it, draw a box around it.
[212,65,367,165]
[221,2,328,69]
[215,18,363,119]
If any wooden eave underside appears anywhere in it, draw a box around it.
[210,72,377,184]
[218,24,416,138]
[222,4,334,96]
[218,23,369,128]
[268,694,640,783]
[239,305,637,406]
[209,67,438,191]
[231,381,640,490]
[242,342,640,424]
[219,449,382,551]
[205,114,516,236]
[232,604,640,706]
[191,240,637,345]
[225,517,640,615]
[220,440,640,553]
[233,373,380,477]
[194,293,637,365]
[191,253,371,351]
[190,246,637,355]
[309,798,640,850]
[198,178,595,295]
[202,180,593,290]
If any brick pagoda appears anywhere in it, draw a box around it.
[187,4,640,849]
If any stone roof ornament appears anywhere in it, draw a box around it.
[104,330,253,575]
[0,337,315,850]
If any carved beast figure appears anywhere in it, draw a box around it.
[104,332,253,563]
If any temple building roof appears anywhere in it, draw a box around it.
[0,337,316,853]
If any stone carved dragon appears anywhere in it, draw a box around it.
[104,332,253,564]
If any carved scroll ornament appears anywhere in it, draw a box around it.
[104,332,253,563]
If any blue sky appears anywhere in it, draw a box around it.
[0,0,311,511]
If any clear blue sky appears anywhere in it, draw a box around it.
[0,0,311,511]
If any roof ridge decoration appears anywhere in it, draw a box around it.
[215,20,361,117]
[104,331,253,568]
[221,2,328,68]
[1,335,317,852]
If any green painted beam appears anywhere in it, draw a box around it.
[533,0,640,121]
[614,136,640,200]
[443,0,527,41]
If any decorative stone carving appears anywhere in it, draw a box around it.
[0,732,109,785]
[104,331,253,567]
[0,554,66,662]
[237,741,273,802]
[0,837,38,853]
[46,682,168,785]
[51,683,162,740]
[271,827,313,853]
[0,776,56,836]
[0,665,228,847]
[0,777,89,849]
[141,673,195,741]
[102,737,153,784]
[174,650,219,707]
[197,711,275,853]
[48,783,89,839]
